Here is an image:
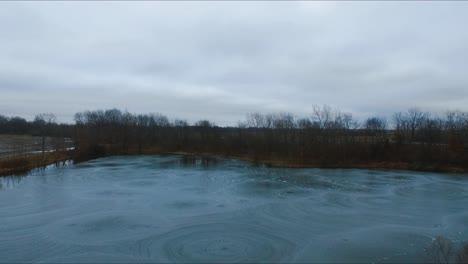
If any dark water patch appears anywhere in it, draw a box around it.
[123,180,159,187]
[296,227,432,263]
[42,212,163,246]
[93,190,137,197]
[40,253,155,264]
[157,155,223,168]
[132,222,296,263]
[166,200,209,209]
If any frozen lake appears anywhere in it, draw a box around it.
[0,155,467,263]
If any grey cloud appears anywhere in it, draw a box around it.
[1,2,468,125]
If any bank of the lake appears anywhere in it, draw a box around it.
[166,151,468,174]
[0,151,73,176]
[2,147,467,177]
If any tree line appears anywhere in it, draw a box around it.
[0,114,73,138]
[1,106,467,171]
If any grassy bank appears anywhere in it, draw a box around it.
[75,144,467,174]
[2,146,466,177]
[71,143,468,174]
[0,151,73,176]
[167,151,468,174]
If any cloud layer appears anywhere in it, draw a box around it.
[1,2,467,125]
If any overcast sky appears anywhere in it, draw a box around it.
[1,2,467,125]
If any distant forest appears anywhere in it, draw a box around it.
[1,106,468,172]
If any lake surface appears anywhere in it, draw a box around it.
[1,155,467,263]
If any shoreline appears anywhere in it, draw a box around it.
[0,151,73,177]
[1,149,467,177]
[166,151,468,174]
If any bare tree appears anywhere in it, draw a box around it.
[342,112,360,130]
[312,104,332,130]
[393,112,407,143]
[272,112,295,130]
[173,119,189,127]
[0,115,8,129]
[246,112,265,129]
[195,120,214,127]
[365,116,387,131]
[34,113,57,153]
[457,243,468,263]
[407,108,429,142]
[364,116,387,143]
[297,118,313,129]
[426,236,454,264]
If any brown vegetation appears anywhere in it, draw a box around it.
[70,106,468,173]
[0,151,73,176]
[1,106,468,175]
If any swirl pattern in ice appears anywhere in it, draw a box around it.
[0,155,467,263]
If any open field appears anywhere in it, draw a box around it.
[0,134,73,158]
[0,135,74,176]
